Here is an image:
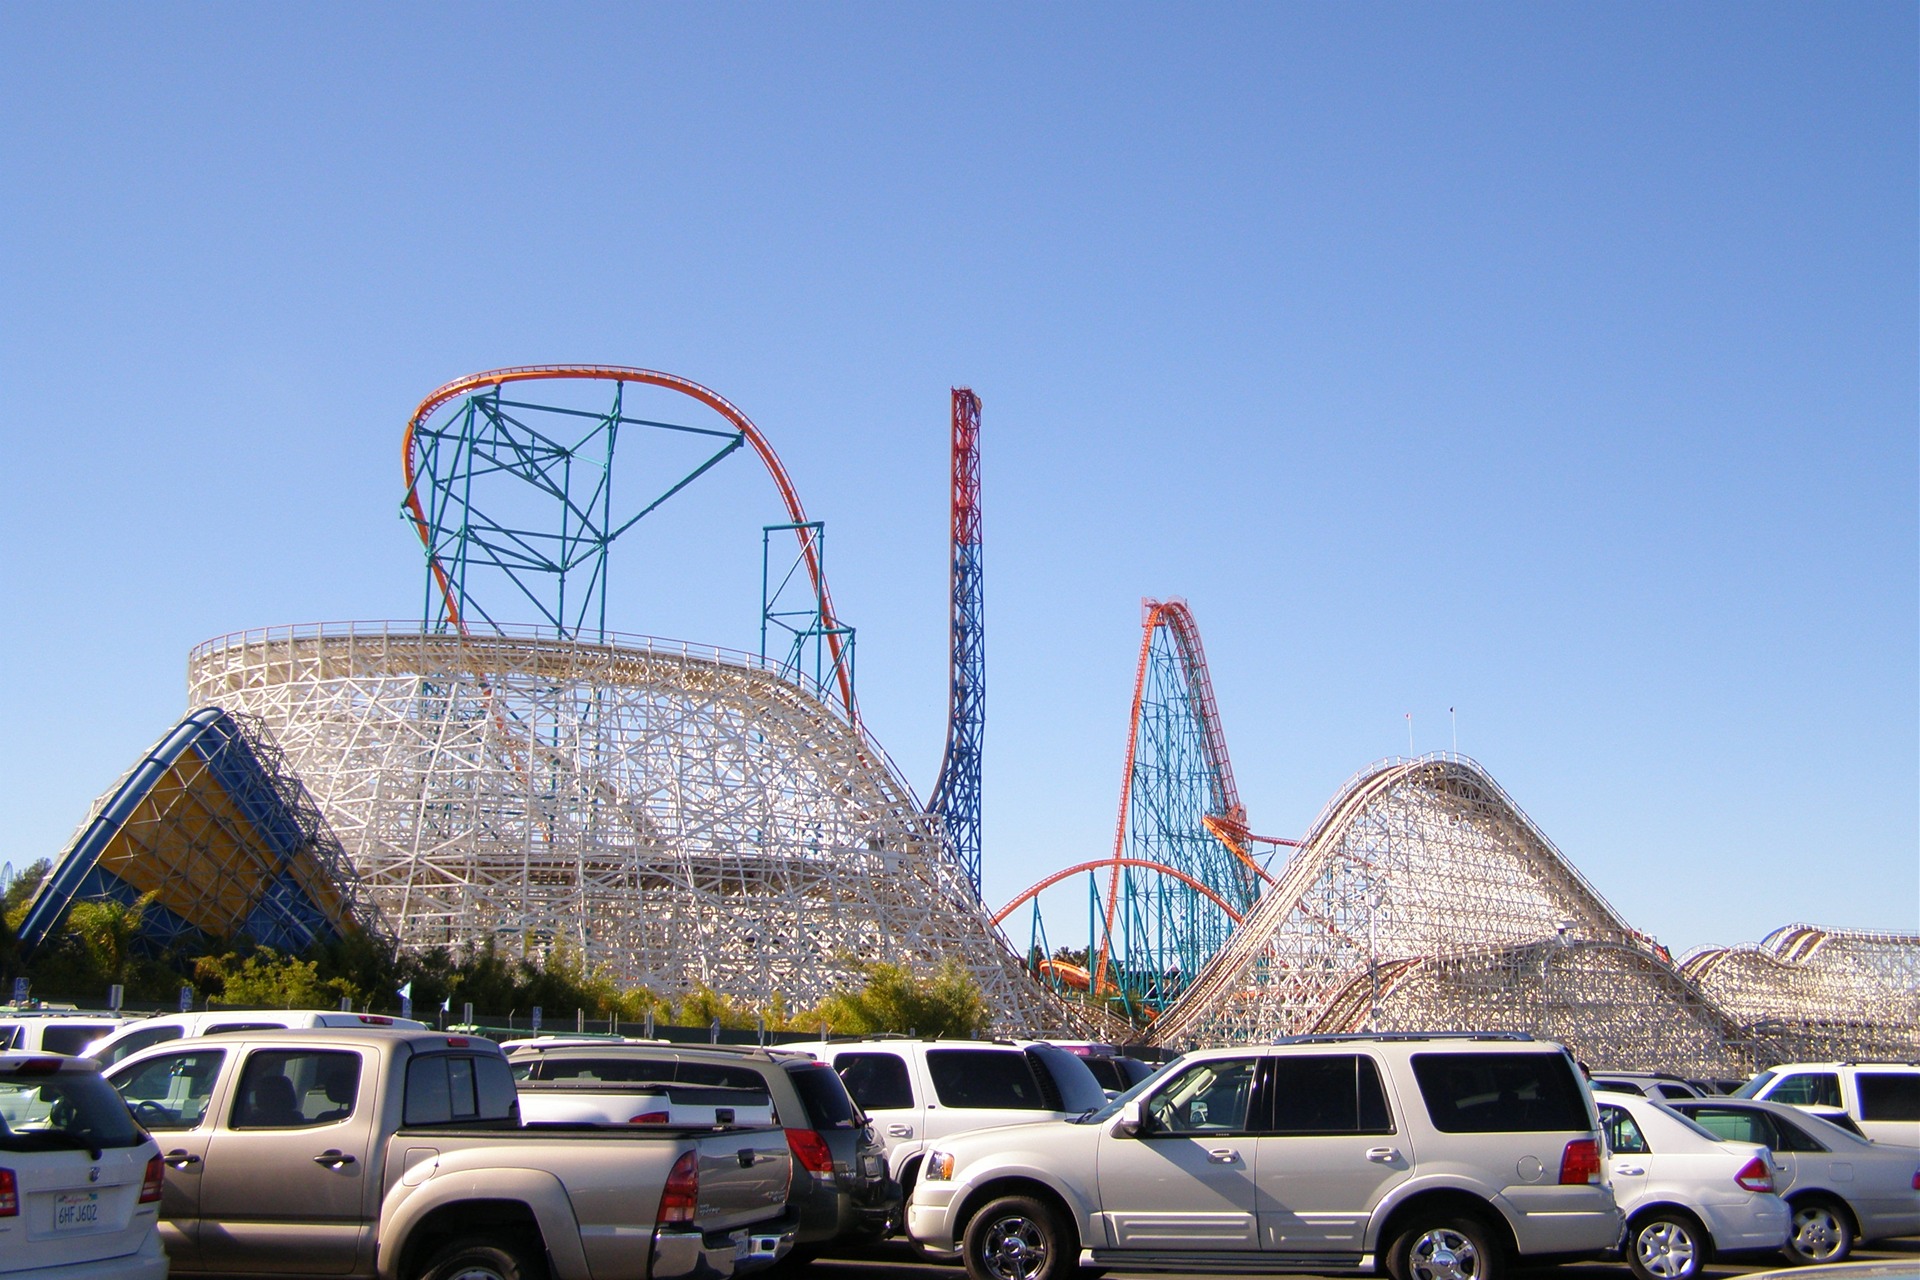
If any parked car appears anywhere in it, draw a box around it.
[1596,1093,1788,1280]
[508,1040,900,1255]
[0,1010,142,1057]
[1667,1096,1920,1265]
[104,1027,797,1278]
[82,1009,425,1069]
[909,1030,1622,1280]
[0,1050,166,1280]
[1591,1073,1705,1102]
[1735,1061,1920,1147]
[785,1039,1108,1200]
[1079,1055,1158,1097]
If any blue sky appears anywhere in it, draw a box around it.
[2,4,1913,957]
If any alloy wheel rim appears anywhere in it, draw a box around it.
[1792,1208,1843,1262]
[1637,1220,1698,1278]
[983,1215,1049,1280]
[1411,1228,1479,1280]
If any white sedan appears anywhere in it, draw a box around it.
[1599,1094,1791,1280]
[1668,1096,1920,1265]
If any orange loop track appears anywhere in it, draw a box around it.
[400,365,855,720]
[993,857,1246,929]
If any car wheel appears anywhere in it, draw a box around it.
[1784,1198,1854,1265]
[962,1195,1076,1280]
[417,1238,544,1280]
[1628,1211,1707,1280]
[1390,1216,1501,1280]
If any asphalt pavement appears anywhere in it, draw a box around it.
[809,1237,1920,1280]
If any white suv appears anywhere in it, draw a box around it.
[784,1039,1108,1197]
[909,1032,1621,1280]
[0,1052,166,1279]
[81,1009,425,1069]
[1735,1062,1920,1147]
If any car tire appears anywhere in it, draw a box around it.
[417,1237,544,1280]
[1389,1215,1501,1280]
[1784,1198,1854,1265]
[1627,1210,1708,1280]
[962,1195,1076,1280]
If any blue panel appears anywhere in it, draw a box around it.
[16,707,351,960]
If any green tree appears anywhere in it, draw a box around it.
[800,960,986,1038]
[65,893,155,987]
[194,948,355,1008]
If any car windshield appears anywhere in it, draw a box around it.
[1076,1054,1184,1123]
[1733,1070,1775,1099]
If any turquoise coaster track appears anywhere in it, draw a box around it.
[997,599,1297,1020]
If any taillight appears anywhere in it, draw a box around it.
[1734,1157,1773,1193]
[12,1058,62,1077]
[786,1127,834,1175]
[1559,1138,1602,1185]
[1911,1168,1919,1191]
[658,1150,698,1223]
[0,1169,16,1217]
[140,1155,165,1203]
[629,1111,670,1124]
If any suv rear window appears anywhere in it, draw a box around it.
[38,1025,116,1056]
[1857,1073,1920,1122]
[1411,1052,1590,1133]
[0,1068,144,1151]
[927,1049,1049,1109]
[534,1056,675,1084]
[786,1062,860,1129]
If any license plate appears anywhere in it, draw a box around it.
[54,1191,101,1231]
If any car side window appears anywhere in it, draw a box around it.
[231,1050,361,1129]
[1769,1073,1841,1108]
[926,1049,1047,1109]
[1145,1057,1258,1135]
[1599,1104,1650,1155]
[836,1053,914,1111]
[1683,1106,1773,1148]
[111,1049,225,1130]
[1655,1084,1694,1100]
[1767,1113,1828,1153]
[1857,1073,1920,1122]
[1267,1054,1393,1135]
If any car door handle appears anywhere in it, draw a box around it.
[1616,1166,1645,1176]
[1206,1148,1240,1164]
[164,1150,201,1169]
[312,1150,357,1168]
[1366,1147,1401,1163]
[887,1124,914,1138]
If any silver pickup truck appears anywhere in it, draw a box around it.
[104,1026,797,1280]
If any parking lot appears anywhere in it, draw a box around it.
[808,1237,1920,1280]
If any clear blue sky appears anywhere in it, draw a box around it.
[3,4,1914,957]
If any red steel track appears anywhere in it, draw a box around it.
[400,365,856,719]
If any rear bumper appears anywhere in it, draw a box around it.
[5,1228,168,1280]
[652,1213,798,1280]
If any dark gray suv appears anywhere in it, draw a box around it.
[509,1042,900,1257]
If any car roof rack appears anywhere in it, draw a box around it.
[1272,1031,1536,1046]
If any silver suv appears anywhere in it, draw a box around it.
[909,1032,1620,1280]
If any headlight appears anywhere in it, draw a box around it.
[926,1151,956,1182]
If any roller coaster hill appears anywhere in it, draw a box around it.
[10,365,1917,1068]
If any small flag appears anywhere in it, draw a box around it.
[397,981,413,1000]
[440,996,451,1013]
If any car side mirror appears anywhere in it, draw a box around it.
[1110,1099,1145,1138]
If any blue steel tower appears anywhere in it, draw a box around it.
[931,388,985,895]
